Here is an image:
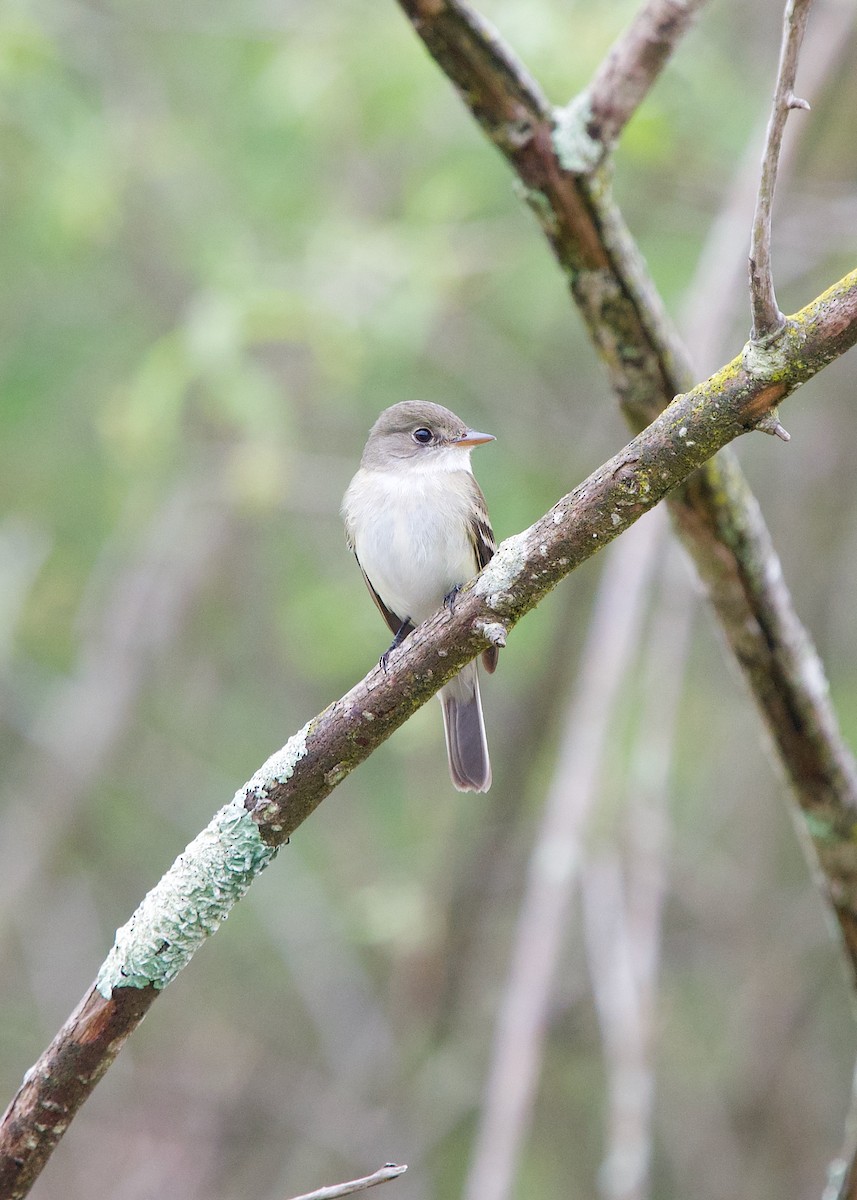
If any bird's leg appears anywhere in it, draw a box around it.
[380,618,412,673]
[444,584,463,611]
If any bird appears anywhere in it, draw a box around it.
[342,401,498,792]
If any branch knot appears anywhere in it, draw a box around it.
[742,318,804,381]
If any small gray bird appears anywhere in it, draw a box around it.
[342,401,498,792]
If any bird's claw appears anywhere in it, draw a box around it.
[444,585,463,611]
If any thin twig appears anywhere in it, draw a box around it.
[681,0,854,373]
[749,0,815,341]
[554,0,709,171]
[286,1163,407,1200]
[464,515,664,1200]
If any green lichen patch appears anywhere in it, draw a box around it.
[552,94,601,173]
[96,797,278,997]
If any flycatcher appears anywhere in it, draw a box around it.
[342,401,498,792]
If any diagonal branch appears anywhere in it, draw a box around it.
[2,270,856,1200]
[287,1163,408,1200]
[554,0,710,172]
[750,0,815,341]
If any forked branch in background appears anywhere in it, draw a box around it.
[554,0,709,171]
[749,0,815,341]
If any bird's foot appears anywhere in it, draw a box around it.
[444,585,463,611]
[380,618,412,673]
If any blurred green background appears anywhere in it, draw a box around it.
[2,0,857,1197]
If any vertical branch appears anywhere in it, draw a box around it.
[463,515,664,1200]
[583,858,654,1200]
[749,0,815,341]
[584,549,693,1200]
[682,0,853,371]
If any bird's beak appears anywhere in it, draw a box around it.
[456,429,495,448]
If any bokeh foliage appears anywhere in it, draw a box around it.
[1,0,856,1197]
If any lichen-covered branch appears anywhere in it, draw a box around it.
[2,269,855,1200]
[750,0,815,340]
[554,0,709,172]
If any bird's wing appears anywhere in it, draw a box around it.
[465,475,499,674]
[345,502,412,641]
[356,556,413,640]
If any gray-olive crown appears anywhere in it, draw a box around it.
[361,401,474,468]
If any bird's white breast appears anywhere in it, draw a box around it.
[344,454,479,626]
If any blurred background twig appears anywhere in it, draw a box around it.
[464,513,664,1200]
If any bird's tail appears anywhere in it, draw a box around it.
[439,661,491,793]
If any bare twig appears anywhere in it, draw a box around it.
[749,0,815,341]
[554,0,709,172]
[464,515,663,1200]
[682,0,855,372]
[286,1163,407,1200]
[2,272,856,1198]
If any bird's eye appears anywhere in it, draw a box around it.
[412,427,433,444]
